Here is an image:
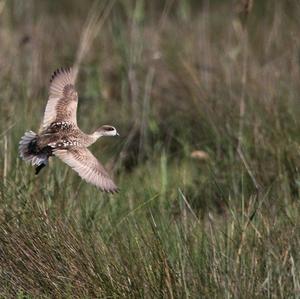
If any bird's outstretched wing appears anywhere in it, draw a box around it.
[40,67,78,131]
[54,147,118,193]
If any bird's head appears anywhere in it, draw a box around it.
[96,125,119,137]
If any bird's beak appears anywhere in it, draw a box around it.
[116,132,120,136]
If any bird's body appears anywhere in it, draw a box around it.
[19,67,119,193]
[38,123,94,149]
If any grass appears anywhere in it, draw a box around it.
[0,0,300,297]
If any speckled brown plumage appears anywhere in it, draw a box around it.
[19,67,119,193]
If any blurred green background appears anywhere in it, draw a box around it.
[0,0,300,297]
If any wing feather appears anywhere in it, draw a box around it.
[40,67,78,131]
[54,147,118,193]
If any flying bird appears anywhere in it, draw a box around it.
[19,67,119,193]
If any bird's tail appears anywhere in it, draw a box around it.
[19,131,48,168]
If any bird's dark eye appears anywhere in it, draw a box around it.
[104,127,114,131]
